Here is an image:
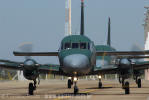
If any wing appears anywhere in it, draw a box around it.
[0,59,63,75]
[13,51,58,56]
[0,60,64,75]
[133,61,149,70]
[89,65,118,75]
[38,64,62,75]
[116,56,149,59]
[96,50,149,56]
[0,59,22,70]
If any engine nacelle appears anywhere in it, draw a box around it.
[119,58,131,69]
[19,59,39,80]
[23,69,39,80]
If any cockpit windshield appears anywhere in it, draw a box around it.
[62,42,89,50]
[64,43,71,49]
[72,43,79,49]
[80,43,86,49]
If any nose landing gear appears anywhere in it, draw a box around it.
[98,75,102,88]
[73,77,79,94]
[67,77,79,94]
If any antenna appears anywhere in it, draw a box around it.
[80,0,84,35]
[107,17,111,46]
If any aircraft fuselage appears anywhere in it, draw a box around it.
[58,35,96,76]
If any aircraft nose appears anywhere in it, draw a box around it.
[63,54,89,69]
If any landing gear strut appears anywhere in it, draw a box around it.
[73,77,79,94]
[98,75,102,88]
[28,80,37,95]
[135,76,141,88]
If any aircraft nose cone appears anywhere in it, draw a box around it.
[63,54,89,69]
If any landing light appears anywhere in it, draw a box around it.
[74,77,78,82]
[68,77,71,80]
[35,64,40,66]
[98,75,102,79]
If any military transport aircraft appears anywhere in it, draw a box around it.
[1,0,149,95]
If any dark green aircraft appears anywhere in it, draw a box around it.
[1,0,149,95]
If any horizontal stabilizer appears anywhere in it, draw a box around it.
[96,50,149,56]
[13,51,58,56]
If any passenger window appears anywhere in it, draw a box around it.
[80,43,86,49]
[72,43,79,48]
[65,43,71,49]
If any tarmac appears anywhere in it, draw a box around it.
[0,79,149,100]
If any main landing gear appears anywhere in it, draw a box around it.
[137,78,141,88]
[135,77,141,88]
[120,78,130,94]
[123,81,130,94]
[28,80,37,95]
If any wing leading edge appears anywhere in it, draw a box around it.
[13,51,58,56]
[96,50,149,56]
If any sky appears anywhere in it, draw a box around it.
[0,0,148,64]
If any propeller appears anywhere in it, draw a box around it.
[18,42,33,76]
[131,44,144,62]
[19,42,33,60]
[18,42,40,84]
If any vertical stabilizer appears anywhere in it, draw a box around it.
[80,0,84,35]
[65,0,72,36]
[107,17,111,46]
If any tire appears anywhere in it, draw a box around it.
[125,82,130,94]
[68,79,72,89]
[98,82,102,88]
[138,79,141,88]
[29,83,34,95]
[74,86,79,94]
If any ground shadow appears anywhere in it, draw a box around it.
[56,93,90,96]
[86,87,113,89]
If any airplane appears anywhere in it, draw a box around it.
[0,0,149,95]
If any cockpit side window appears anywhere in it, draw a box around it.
[80,43,86,49]
[65,43,71,49]
[61,43,63,50]
[88,43,90,49]
[72,43,79,49]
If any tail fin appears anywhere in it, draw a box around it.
[107,17,111,46]
[80,0,84,35]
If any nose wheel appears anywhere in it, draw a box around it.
[74,82,79,94]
